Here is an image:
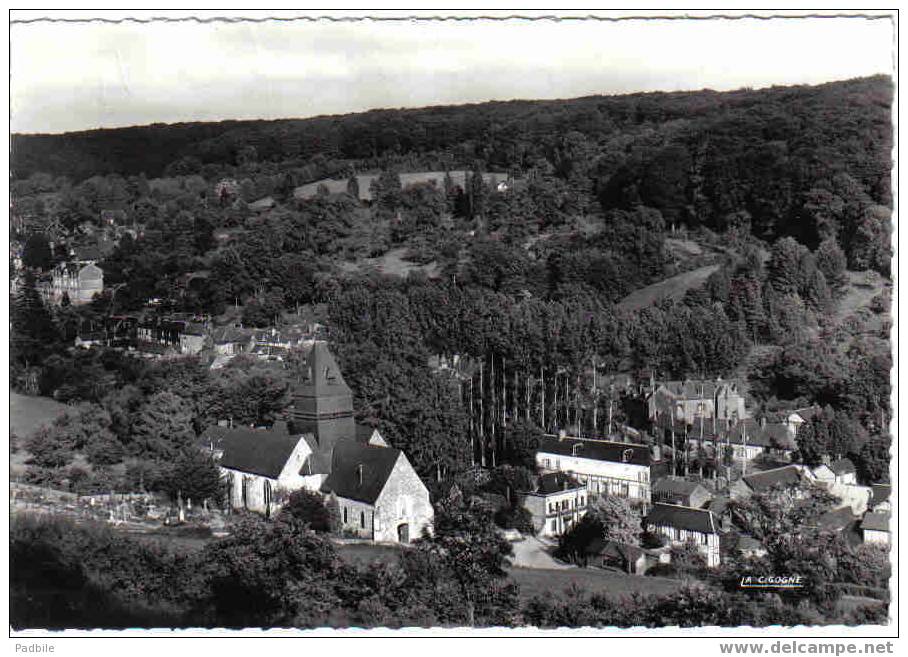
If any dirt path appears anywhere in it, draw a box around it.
[508,536,573,570]
[617,264,720,313]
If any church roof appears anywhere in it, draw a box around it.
[321,442,401,504]
[291,340,353,400]
[218,423,307,479]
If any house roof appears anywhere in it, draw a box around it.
[706,495,730,516]
[213,326,254,344]
[585,537,645,563]
[871,484,892,508]
[742,465,805,492]
[320,441,401,504]
[860,512,890,533]
[537,436,659,466]
[646,503,718,534]
[652,477,708,498]
[219,424,306,479]
[789,406,820,422]
[534,472,584,495]
[653,379,741,401]
[829,458,857,475]
[816,506,856,531]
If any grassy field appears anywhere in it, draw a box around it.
[509,566,687,601]
[617,264,720,313]
[10,390,70,438]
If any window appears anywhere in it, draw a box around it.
[579,496,585,507]
[360,511,365,529]
[343,507,348,524]
[544,458,551,469]
[551,520,557,532]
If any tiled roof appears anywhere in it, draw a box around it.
[534,472,584,495]
[653,477,708,497]
[870,484,891,508]
[320,441,401,504]
[816,506,856,531]
[646,503,718,534]
[213,326,254,344]
[860,512,890,533]
[219,423,306,479]
[537,436,659,466]
[585,537,645,562]
[742,465,805,492]
[829,458,856,475]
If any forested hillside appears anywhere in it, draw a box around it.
[11,75,892,487]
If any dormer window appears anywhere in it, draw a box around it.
[622,448,633,463]
[571,443,582,457]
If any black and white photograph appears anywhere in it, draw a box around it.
[6,6,898,643]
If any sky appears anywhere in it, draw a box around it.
[10,13,895,134]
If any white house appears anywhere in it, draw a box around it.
[860,511,890,546]
[645,503,722,567]
[647,378,747,425]
[535,435,669,506]
[518,472,588,537]
[812,458,858,486]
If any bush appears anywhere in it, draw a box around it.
[493,505,535,535]
[279,489,334,532]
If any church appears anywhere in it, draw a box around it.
[205,341,434,544]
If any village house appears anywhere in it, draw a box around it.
[730,464,814,500]
[518,472,588,537]
[784,406,820,439]
[45,262,104,305]
[647,378,747,425]
[869,484,892,513]
[179,321,209,355]
[213,341,433,543]
[535,435,669,507]
[212,326,255,356]
[812,458,858,486]
[584,537,648,574]
[644,503,722,567]
[860,511,891,546]
[652,477,712,509]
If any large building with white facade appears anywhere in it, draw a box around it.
[535,435,670,507]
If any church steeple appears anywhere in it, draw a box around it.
[289,341,356,456]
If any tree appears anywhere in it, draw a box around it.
[280,489,333,532]
[197,515,346,627]
[402,499,519,626]
[669,538,707,574]
[767,237,808,295]
[815,238,848,292]
[856,435,890,483]
[22,233,53,270]
[130,391,197,460]
[161,449,225,504]
[587,494,642,546]
[11,272,59,368]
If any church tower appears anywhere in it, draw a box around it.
[289,341,356,456]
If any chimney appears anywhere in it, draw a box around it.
[558,429,567,441]
[357,464,364,487]
[652,444,662,461]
